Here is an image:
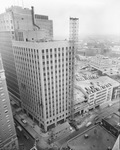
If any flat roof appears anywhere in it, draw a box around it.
[53,122,70,133]
[74,88,86,104]
[104,113,120,131]
[75,76,120,95]
[12,40,72,50]
[68,125,116,150]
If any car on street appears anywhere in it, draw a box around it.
[21,118,27,124]
[86,122,92,127]
[23,134,29,140]
[94,121,101,125]
[35,137,39,142]
[70,127,75,133]
[69,122,78,131]
[17,125,22,131]
[118,108,120,112]
[84,134,89,139]
[94,116,99,121]
[108,103,112,107]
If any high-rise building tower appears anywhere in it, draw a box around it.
[0,54,19,150]
[12,40,74,132]
[0,6,74,132]
[0,6,53,106]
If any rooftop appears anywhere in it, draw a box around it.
[75,76,120,95]
[12,40,71,49]
[104,113,120,131]
[52,122,70,134]
[68,125,116,150]
[74,88,86,104]
[75,71,99,82]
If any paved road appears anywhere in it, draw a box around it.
[15,122,34,150]
[56,100,120,149]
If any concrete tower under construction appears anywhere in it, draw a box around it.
[69,17,79,43]
[69,17,79,119]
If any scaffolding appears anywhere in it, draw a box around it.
[69,17,79,120]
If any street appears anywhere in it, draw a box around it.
[15,123,34,150]
[55,100,120,149]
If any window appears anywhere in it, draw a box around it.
[1,93,4,96]
[2,99,5,102]
[5,110,8,113]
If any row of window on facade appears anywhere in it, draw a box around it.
[14,46,72,56]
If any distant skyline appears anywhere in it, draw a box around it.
[0,0,120,39]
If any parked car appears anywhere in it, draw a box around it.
[86,122,92,127]
[21,118,27,124]
[35,137,39,142]
[23,134,29,139]
[70,127,75,133]
[94,121,101,125]
[69,122,78,131]
[84,134,89,139]
[108,103,112,107]
[17,126,22,131]
[94,116,99,121]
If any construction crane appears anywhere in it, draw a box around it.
[69,17,79,120]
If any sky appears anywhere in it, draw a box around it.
[0,0,120,39]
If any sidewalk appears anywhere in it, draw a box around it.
[100,98,119,109]
[20,112,49,139]
[74,98,120,129]
[12,104,49,141]
[14,111,51,149]
[14,114,40,139]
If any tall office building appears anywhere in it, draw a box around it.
[12,40,74,132]
[0,6,74,132]
[0,6,53,106]
[0,55,19,150]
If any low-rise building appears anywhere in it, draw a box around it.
[89,55,120,76]
[74,76,120,113]
[102,113,120,137]
[74,88,88,116]
[67,125,116,150]
[51,122,71,139]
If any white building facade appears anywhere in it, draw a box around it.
[13,40,74,131]
[0,6,53,106]
[74,76,120,113]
